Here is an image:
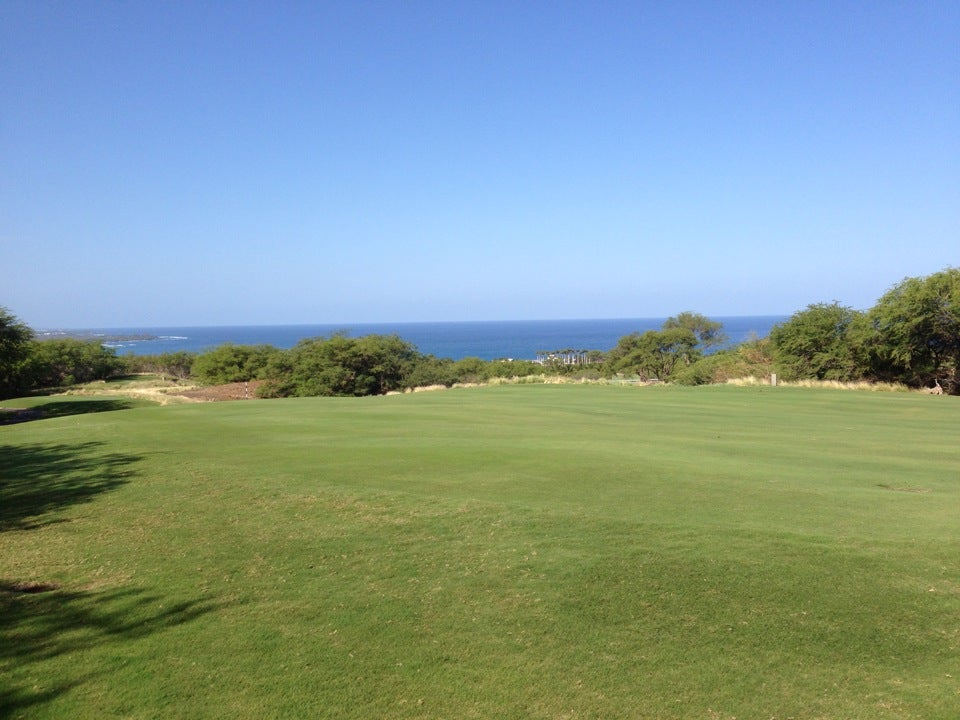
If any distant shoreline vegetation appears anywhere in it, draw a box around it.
[30,316,786,361]
[35,330,161,343]
[2,267,957,397]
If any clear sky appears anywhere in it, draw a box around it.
[2,1,957,328]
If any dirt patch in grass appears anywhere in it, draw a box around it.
[17,377,267,405]
[878,483,931,494]
[170,380,266,402]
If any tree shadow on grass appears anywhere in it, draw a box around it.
[0,398,142,425]
[0,439,229,715]
[0,440,140,531]
[0,582,227,716]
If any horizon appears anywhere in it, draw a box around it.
[3,4,957,329]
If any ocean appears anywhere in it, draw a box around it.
[41,316,786,362]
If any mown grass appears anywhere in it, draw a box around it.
[1,385,958,719]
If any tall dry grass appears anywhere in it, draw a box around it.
[726,376,911,392]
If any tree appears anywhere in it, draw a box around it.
[22,339,123,388]
[192,344,277,385]
[450,357,490,383]
[353,334,421,395]
[157,351,196,380]
[672,336,775,386]
[403,355,457,389]
[769,302,863,381]
[606,327,699,380]
[0,307,33,398]
[606,313,724,381]
[122,351,196,379]
[262,334,421,397]
[865,267,960,393]
[662,311,727,349]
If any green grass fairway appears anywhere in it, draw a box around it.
[2,385,958,719]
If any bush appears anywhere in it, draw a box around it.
[192,344,278,385]
[673,338,775,385]
[403,356,456,389]
[123,352,196,379]
[769,303,863,381]
[0,306,33,398]
[23,339,123,388]
[865,267,960,393]
[263,334,422,397]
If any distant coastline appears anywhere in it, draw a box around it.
[36,316,787,362]
[36,330,162,343]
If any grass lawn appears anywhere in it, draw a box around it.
[1,384,958,718]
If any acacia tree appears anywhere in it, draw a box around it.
[0,306,33,398]
[866,268,960,393]
[607,327,700,380]
[606,313,725,381]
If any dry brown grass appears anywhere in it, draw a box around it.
[61,377,204,404]
[725,376,911,392]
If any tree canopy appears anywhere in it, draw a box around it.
[262,333,422,397]
[0,307,34,398]
[866,267,960,392]
[662,311,726,349]
[21,339,123,389]
[769,302,863,381]
[605,313,724,381]
[191,343,278,385]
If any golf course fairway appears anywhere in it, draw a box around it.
[2,384,958,719]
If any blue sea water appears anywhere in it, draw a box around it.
[48,317,785,361]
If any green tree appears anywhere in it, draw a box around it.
[23,339,123,388]
[607,327,699,381]
[403,355,457,389]
[606,313,725,381]
[0,307,34,398]
[450,357,490,384]
[865,267,960,393]
[486,359,542,379]
[192,344,277,385]
[121,352,196,379]
[353,334,421,395]
[769,302,863,381]
[262,334,421,397]
[157,351,196,380]
[672,336,775,386]
[663,311,727,349]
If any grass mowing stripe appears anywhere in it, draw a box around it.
[1,385,958,718]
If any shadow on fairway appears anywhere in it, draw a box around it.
[0,398,141,425]
[0,582,227,716]
[0,440,140,531]
[0,439,227,715]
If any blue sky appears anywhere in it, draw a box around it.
[2,1,957,328]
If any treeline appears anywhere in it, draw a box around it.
[1,267,957,398]
[124,335,546,397]
[608,267,958,393]
[768,267,959,393]
[0,327,125,398]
